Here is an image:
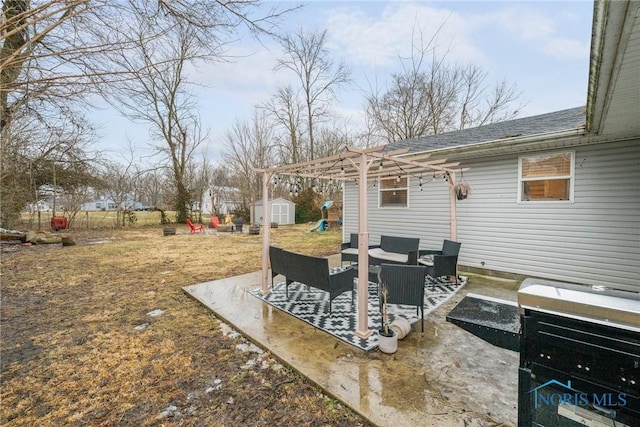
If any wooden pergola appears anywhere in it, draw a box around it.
[254,144,468,339]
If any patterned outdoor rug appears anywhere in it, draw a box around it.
[248,273,467,351]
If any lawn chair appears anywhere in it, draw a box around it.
[186,219,205,233]
[418,239,461,282]
[341,233,359,265]
[210,216,220,229]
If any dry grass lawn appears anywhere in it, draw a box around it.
[1,224,372,426]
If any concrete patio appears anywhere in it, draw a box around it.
[183,254,521,427]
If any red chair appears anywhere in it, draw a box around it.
[210,216,219,229]
[186,219,204,233]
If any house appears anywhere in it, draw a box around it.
[342,0,640,293]
[251,198,296,225]
[200,186,240,215]
[81,198,119,211]
[81,198,146,211]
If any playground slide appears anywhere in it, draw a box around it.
[309,219,327,232]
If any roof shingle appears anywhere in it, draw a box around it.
[387,106,586,153]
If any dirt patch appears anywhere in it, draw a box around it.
[1,225,371,426]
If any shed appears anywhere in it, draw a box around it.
[252,198,295,225]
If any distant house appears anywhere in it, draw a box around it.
[25,200,52,212]
[251,198,296,225]
[342,1,640,292]
[81,198,146,211]
[200,186,240,215]
[81,199,118,211]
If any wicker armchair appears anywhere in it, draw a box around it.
[378,263,428,333]
[418,240,462,281]
[340,233,359,265]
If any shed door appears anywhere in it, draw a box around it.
[272,203,289,224]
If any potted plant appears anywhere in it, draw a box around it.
[378,285,398,354]
[454,181,470,200]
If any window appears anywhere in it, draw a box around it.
[519,151,574,202]
[379,176,408,207]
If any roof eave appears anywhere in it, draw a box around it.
[405,127,589,160]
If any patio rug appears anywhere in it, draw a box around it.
[248,272,467,351]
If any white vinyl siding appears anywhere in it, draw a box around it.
[343,139,640,292]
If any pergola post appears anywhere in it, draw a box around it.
[355,151,372,339]
[260,171,271,295]
[449,172,457,241]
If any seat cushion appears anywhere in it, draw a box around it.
[368,248,409,264]
[418,255,434,266]
[341,248,359,256]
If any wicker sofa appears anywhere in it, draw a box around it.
[368,235,420,265]
[269,246,355,313]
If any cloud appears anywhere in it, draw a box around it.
[192,42,283,98]
[324,2,487,69]
[477,6,590,60]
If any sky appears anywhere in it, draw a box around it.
[92,0,595,162]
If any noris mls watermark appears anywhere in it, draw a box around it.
[529,379,627,409]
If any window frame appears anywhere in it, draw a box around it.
[518,150,575,203]
[378,176,410,208]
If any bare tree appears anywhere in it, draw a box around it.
[1,1,104,227]
[1,0,295,227]
[206,163,234,218]
[0,111,100,227]
[365,30,524,142]
[101,160,132,227]
[260,85,305,164]
[137,168,168,211]
[275,28,351,160]
[223,109,276,219]
[1,1,294,131]
[106,16,211,224]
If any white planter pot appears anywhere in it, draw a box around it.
[390,316,412,340]
[378,329,398,354]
